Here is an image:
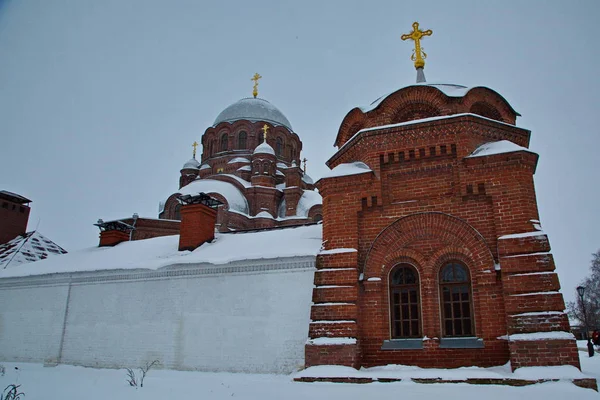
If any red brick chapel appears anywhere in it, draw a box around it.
[305,22,578,371]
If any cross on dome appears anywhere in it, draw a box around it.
[192,141,199,159]
[251,73,262,98]
[401,21,433,70]
[262,124,269,141]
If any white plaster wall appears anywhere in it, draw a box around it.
[0,262,314,373]
[0,285,68,363]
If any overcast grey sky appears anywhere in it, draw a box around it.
[0,0,598,303]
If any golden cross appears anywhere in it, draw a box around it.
[261,124,269,141]
[302,158,307,172]
[401,22,433,69]
[251,73,262,98]
[192,141,199,158]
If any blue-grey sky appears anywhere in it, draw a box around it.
[0,0,598,303]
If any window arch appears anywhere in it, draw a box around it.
[439,262,474,337]
[276,137,283,157]
[389,264,421,338]
[238,131,247,149]
[220,133,228,152]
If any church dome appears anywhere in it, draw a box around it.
[253,141,275,156]
[182,158,200,170]
[213,98,293,131]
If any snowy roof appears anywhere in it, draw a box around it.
[182,158,200,170]
[228,157,250,164]
[178,179,249,213]
[199,164,211,170]
[321,162,373,179]
[237,165,251,172]
[359,83,519,115]
[255,210,274,218]
[467,140,536,158]
[296,190,322,217]
[0,224,322,278]
[0,190,31,204]
[302,173,314,185]
[213,97,293,131]
[0,231,67,269]
[253,141,275,155]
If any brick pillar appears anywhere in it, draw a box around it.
[283,187,303,217]
[305,251,360,368]
[499,232,580,370]
[178,203,217,251]
[99,230,130,247]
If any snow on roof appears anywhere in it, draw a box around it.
[182,158,200,170]
[219,174,251,188]
[255,210,274,218]
[0,231,67,269]
[213,97,293,131]
[199,164,211,170]
[237,165,251,172]
[228,157,250,164]
[0,190,31,204]
[276,170,285,176]
[178,179,249,213]
[467,140,535,158]
[321,162,372,179]
[253,141,275,155]
[0,224,322,278]
[296,190,322,217]
[276,162,289,169]
[302,173,314,185]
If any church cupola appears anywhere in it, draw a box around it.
[179,142,201,189]
[251,124,277,188]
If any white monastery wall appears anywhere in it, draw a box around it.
[0,257,315,374]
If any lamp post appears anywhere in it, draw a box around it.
[577,285,594,357]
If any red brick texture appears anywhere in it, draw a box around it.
[0,200,30,245]
[99,230,130,247]
[178,203,217,251]
[306,90,578,371]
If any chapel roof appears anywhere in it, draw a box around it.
[0,231,67,269]
[213,97,293,131]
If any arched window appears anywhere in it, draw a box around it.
[440,262,473,337]
[276,137,283,157]
[238,131,247,149]
[389,264,420,338]
[220,133,228,152]
[174,204,182,221]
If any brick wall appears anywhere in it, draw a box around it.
[0,200,30,244]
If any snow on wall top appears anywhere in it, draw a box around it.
[0,224,322,278]
[0,231,67,269]
[178,179,249,213]
[302,173,314,185]
[321,162,372,179]
[467,140,535,158]
[228,157,250,164]
[296,190,322,217]
[213,97,293,131]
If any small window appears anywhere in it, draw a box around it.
[220,134,228,152]
[440,262,474,337]
[238,131,247,149]
[389,264,421,338]
[174,204,182,221]
[276,137,283,157]
[1,202,7,209]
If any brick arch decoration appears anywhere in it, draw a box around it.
[461,87,518,124]
[363,212,495,280]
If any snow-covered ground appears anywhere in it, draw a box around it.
[1,349,599,399]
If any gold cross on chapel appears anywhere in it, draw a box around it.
[302,158,307,172]
[262,124,269,141]
[192,141,199,158]
[251,73,262,98]
[401,22,433,69]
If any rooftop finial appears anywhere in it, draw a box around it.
[192,141,199,159]
[262,124,269,142]
[251,73,262,98]
[302,157,307,173]
[401,22,432,82]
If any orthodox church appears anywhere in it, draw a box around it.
[0,23,587,385]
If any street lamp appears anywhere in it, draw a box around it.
[577,285,594,357]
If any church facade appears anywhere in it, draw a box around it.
[305,23,577,370]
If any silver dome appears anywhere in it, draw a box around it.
[213,98,293,131]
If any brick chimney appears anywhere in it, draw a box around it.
[0,190,32,245]
[95,214,138,247]
[177,193,222,251]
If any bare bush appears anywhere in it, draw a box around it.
[1,384,24,400]
[125,360,160,388]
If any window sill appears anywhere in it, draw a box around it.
[381,339,423,350]
[439,337,484,349]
